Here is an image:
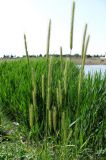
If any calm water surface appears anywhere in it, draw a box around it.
[78,65,106,75]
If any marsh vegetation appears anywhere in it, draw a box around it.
[0,1,105,159]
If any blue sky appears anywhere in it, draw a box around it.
[0,0,106,57]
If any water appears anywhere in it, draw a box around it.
[78,65,106,75]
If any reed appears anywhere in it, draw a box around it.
[58,80,62,108]
[46,58,52,133]
[31,68,38,129]
[31,68,37,107]
[56,87,59,110]
[46,58,52,110]
[0,116,1,127]
[78,24,88,109]
[46,19,51,61]
[84,35,90,62]
[52,106,57,132]
[24,34,29,65]
[57,80,62,134]
[61,111,66,143]
[29,104,33,129]
[75,24,90,149]
[48,109,52,132]
[60,46,63,73]
[42,74,45,102]
[79,35,90,147]
[63,60,68,96]
[81,24,88,70]
[70,1,75,53]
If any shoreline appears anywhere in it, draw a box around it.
[0,57,106,65]
[71,57,106,65]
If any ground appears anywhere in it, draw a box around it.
[71,57,106,65]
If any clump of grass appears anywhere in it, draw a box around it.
[0,1,105,159]
[78,24,90,109]
[75,23,90,149]
[0,44,105,160]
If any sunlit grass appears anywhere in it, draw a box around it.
[0,1,105,159]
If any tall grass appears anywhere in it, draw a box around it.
[75,23,90,150]
[0,57,105,158]
[76,24,90,151]
[0,1,105,159]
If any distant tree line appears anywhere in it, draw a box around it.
[1,53,105,59]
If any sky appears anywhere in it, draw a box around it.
[0,0,106,57]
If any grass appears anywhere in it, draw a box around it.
[0,58,105,159]
[0,1,106,159]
